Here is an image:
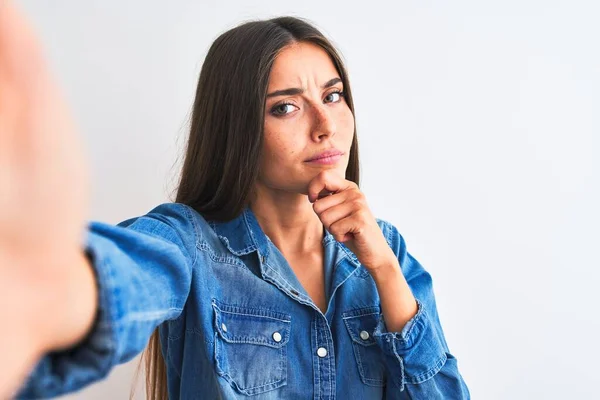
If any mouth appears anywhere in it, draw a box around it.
[304,149,345,164]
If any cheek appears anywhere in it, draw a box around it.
[261,133,300,172]
[265,134,294,156]
[337,107,355,141]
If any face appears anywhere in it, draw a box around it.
[257,42,355,196]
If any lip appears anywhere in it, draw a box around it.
[305,149,345,163]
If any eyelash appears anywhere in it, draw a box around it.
[269,89,345,117]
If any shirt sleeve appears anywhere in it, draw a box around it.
[15,203,198,399]
[372,221,471,399]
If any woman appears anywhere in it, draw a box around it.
[0,2,469,399]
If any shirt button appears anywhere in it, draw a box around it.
[272,332,282,342]
[360,330,370,340]
[317,347,327,358]
[221,323,228,333]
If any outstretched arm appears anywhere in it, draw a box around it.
[0,0,94,397]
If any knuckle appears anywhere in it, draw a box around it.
[312,202,322,213]
[352,198,364,210]
[320,211,332,228]
[328,221,339,234]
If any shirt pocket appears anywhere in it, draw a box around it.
[212,300,291,396]
[342,307,386,387]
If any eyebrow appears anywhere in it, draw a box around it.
[266,77,342,98]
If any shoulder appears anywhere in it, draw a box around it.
[373,217,430,282]
[113,202,207,247]
[375,217,407,254]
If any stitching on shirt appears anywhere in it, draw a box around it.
[404,352,448,385]
[93,248,120,364]
[198,241,246,267]
[383,221,394,247]
[342,318,379,346]
[217,233,256,255]
[331,253,370,281]
[336,242,360,264]
[262,261,313,303]
[333,254,370,280]
[205,219,257,256]
[398,300,426,344]
[243,210,269,259]
[179,204,200,267]
[213,319,288,394]
[212,299,292,322]
[312,318,321,400]
[325,319,335,397]
[215,300,292,323]
[390,339,405,391]
[341,306,381,319]
[218,369,286,395]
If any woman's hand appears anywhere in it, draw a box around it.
[308,170,396,272]
[309,170,418,331]
[0,1,93,397]
[0,0,89,261]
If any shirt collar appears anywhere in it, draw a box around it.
[209,205,361,268]
[209,206,268,257]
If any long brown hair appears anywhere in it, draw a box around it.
[133,16,361,399]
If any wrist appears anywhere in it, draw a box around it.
[42,250,98,352]
[0,250,53,359]
[368,257,418,332]
[368,257,401,282]
[2,249,98,353]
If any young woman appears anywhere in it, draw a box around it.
[0,2,469,399]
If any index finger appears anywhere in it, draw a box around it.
[307,170,354,203]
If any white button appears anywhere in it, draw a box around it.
[317,347,327,358]
[221,323,227,333]
[360,330,370,340]
[272,332,282,342]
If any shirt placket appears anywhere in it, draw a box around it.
[312,315,336,400]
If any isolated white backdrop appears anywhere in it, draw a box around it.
[17,0,599,399]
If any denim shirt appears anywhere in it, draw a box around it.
[17,203,470,399]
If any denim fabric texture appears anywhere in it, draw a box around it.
[17,203,470,399]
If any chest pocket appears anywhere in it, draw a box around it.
[212,300,291,396]
[343,307,387,387]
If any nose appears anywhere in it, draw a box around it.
[310,103,336,142]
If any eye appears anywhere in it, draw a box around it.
[324,90,344,104]
[270,102,297,116]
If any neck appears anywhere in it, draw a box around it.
[249,184,324,256]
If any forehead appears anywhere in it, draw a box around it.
[268,42,340,89]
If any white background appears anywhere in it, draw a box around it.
[17,0,599,398]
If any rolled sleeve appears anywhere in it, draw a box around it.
[16,203,197,399]
[374,219,470,398]
[17,238,120,398]
[373,299,447,391]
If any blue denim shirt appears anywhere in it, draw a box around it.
[17,203,469,399]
